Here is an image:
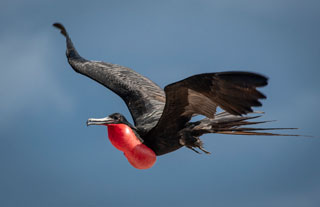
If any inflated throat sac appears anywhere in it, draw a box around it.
[107,124,156,169]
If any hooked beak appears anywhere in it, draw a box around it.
[86,116,114,126]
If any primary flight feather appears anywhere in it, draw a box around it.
[53,23,296,169]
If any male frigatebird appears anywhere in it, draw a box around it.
[53,23,295,169]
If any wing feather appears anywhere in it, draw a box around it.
[147,71,268,136]
[53,23,165,131]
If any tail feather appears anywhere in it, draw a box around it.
[215,131,299,136]
[191,111,300,137]
[224,120,275,127]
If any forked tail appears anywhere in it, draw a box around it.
[190,111,300,137]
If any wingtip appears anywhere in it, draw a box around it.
[53,22,67,37]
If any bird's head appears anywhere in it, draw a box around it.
[86,113,156,170]
[86,112,139,149]
[87,113,132,127]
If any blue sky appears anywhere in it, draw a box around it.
[1,0,320,206]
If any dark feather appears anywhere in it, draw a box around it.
[53,23,67,37]
[147,72,268,135]
[53,23,166,131]
[190,112,300,137]
[54,23,300,157]
[143,72,270,155]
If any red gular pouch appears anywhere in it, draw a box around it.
[107,124,156,169]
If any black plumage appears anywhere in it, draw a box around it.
[53,23,165,132]
[53,23,296,156]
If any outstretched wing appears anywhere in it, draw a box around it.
[148,71,268,135]
[53,23,165,131]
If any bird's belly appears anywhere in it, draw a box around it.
[107,124,156,169]
[144,136,183,156]
[153,144,183,156]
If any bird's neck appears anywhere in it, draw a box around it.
[107,124,156,169]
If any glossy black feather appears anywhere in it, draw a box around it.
[143,72,269,155]
[53,23,165,131]
[54,23,298,157]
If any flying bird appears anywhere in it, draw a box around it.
[53,23,296,169]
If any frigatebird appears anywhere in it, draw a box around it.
[53,23,296,169]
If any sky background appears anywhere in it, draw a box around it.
[1,0,320,206]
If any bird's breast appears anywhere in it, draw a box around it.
[107,124,156,169]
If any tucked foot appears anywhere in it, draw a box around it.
[179,131,211,154]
